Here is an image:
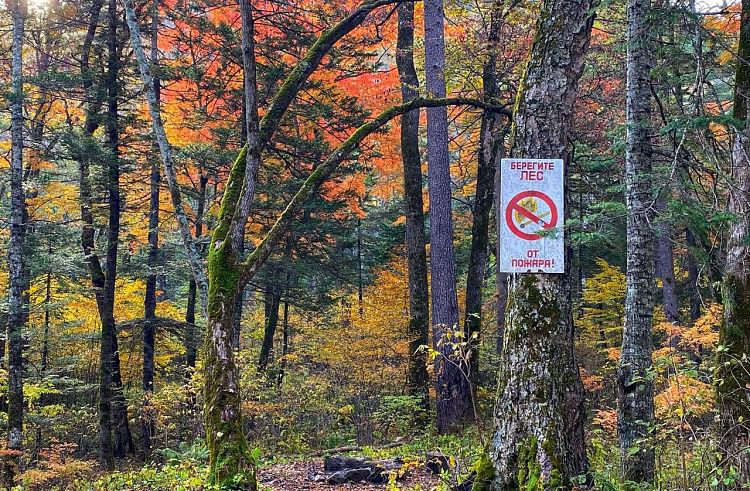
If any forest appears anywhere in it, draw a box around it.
[0,0,749,489]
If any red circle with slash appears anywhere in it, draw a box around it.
[505,190,558,241]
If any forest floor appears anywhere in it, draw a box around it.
[258,458,442,490]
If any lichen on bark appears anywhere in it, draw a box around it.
[489,0,593,486]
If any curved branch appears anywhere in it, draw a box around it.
[118,317,197,341]
[223,0,416,252]
[238,96,510,287]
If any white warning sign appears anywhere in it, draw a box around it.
[499,158,564,273]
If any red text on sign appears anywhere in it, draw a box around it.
[509,161,556,171]
[520,170,544,181]
[511,258,555,268]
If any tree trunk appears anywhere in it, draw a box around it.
[142,0,161,455]
[716,0,750,482]
[685,228,701,322]
[656,200,680,325]
[464,0,505,383]
[186,173,207,372]
[259,269,282,372]
[5,0,27,484]
[396,0,430,412]
[489,0,594,487]
[357,218,364,318]
[495,123,508,354]
[424,0,472,433]
[105,0,135,459]
[618,0,656,481]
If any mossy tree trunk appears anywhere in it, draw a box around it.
[618,0,656,481]
[489,0,594,487]
[716,0,750,482]
[202,96,505,488]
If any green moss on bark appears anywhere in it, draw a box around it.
[471,451,495,491]
[512,433,568,491]
[505,276,562,347]
[517,436,541,491]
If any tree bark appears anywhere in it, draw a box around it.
[464,0,506,383]
[142,0,161,457]
[656,199,680,325]
[489,0,594,487]
[259,269,282,372]
[5,0,27,484]
[395,0,430,412]
[185,173,208,372]
[424,0,472,433]
[74,0,109,468]
[618,0,656,481]
[105,0,135,459]
[715,0,750,482]
[276,273,291,387]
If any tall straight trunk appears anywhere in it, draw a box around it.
[716,0,750,482]
[464,0,504,382]
[618,0,656,481]
[395,0,430,409]
[258,270,282,371]
[41,261,51,373]
[656,200,679,325]
[5,0,27,484]
[142,0,161,455]
[77,0,110,467]
[104,0,134,459]
[489,0,594,486]
[424,0,472,433]
[185,173,208,371]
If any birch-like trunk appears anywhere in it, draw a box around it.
[489,0,594,487]
[123,0,208,313]
[618,0,656,481]
[5,0,27,485]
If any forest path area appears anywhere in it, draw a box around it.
[258,459,441,490]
